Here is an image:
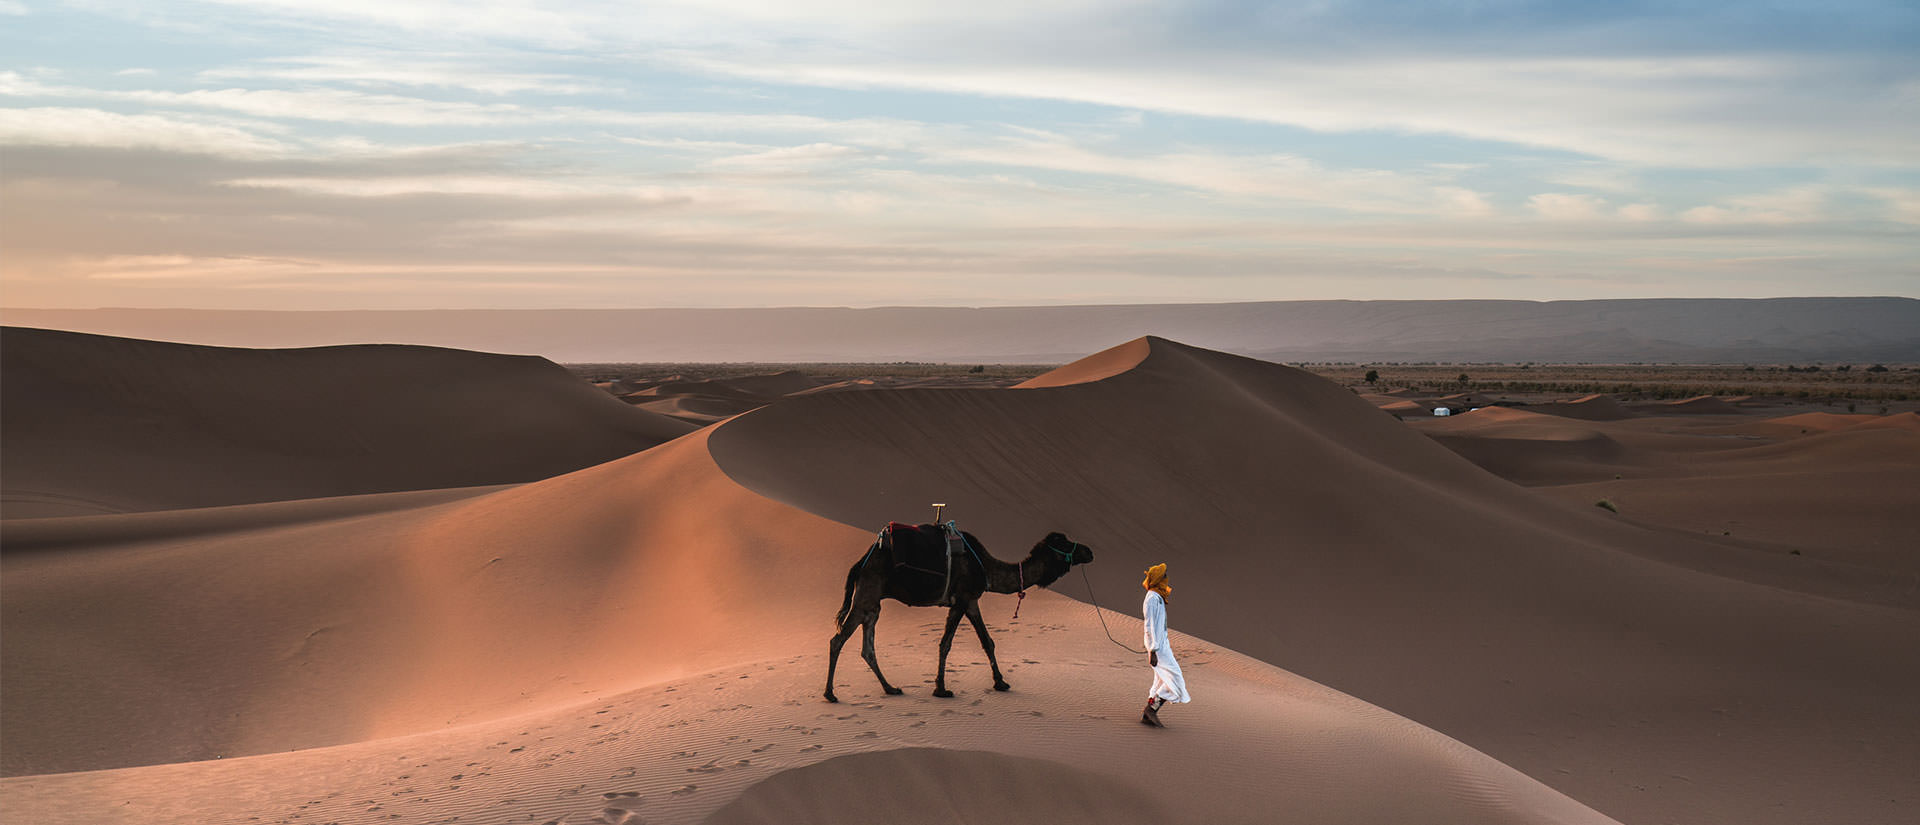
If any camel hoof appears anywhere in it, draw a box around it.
[993,681,1011,692]
[884,687,904,696]
[824,693,839,704]
[932,688,954,698]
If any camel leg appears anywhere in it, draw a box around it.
[964,602,1011,691]
[824,618,857,703]
[860,613,904,696]
[932,605,965,698]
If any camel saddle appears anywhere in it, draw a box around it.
[882,522,975,606]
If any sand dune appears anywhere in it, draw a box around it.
[4,419,1612,824]
[1530,393,1633,421]
[1630,394,1742,415]
[1,327,694,517]
[4,333,1913,825]
[618,372,830,425]
[1851,409,1920,433]
[709,336,1920,825]
[1413,407,1636,485]
[3,588,1613,825]
[1416,402,1920,569]
[1748,411,1881,436]
[1533,426,1920,571]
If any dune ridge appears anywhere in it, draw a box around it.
[3,407,1615,824]
[708,335,1920,825]
[5,332,1912,825]
[1413,402,1920,570]
[1,327,694,518]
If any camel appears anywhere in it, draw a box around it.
[824,523,1094,703]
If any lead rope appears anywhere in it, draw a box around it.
[1079,564,1147,654]
[1013,563,1026,619]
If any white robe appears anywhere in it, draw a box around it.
[1142,590,1190,704]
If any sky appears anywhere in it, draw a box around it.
[1,0,1916,309]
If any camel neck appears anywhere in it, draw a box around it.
[985,554,1053,594]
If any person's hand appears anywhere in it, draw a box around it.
[1149,651,1158,667]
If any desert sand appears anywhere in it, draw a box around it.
[1,328,694,518]
[3,332,1916,825]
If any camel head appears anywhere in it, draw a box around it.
[1027,532,1094,587]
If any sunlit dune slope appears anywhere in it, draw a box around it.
[3,588,1615,825]
[3,425,1613,825]
[0,430,853,776]
[0,327,695,517]
[707,335,1920,825]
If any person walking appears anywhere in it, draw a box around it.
[1140,562,1189,727]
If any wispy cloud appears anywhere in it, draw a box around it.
[3,0,1915,307]
[0,107,290,156]
[198,55,608,95]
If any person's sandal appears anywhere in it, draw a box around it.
[1142,701,1164,727]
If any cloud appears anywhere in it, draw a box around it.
[1681,186,1830,224]
[198,55,606,95]
[1527,193,1607,220]
[0,107,289,156]
[708,142,866,170]
[934,133,1493,216]
[67,1,1918,168]
[1617,203,1661,221]
[222,174,692,204]
[6,1,1917,308]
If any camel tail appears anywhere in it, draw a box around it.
[833,559,863,629]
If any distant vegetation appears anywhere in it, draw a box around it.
[1300,363,1920,402]
[564,360,1920,404]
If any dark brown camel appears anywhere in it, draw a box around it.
[824,523,1093,703]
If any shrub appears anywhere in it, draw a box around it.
[1595,499,1619,513]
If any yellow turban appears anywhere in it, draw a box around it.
[1142,563,1171,599]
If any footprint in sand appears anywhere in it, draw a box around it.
[603,791,641,800]
[800,744,823,752]
[687,759,723,774]
[853,731,879,739]
[595,808,644,824]
[670,785,698,796]
[751,744,774,753]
